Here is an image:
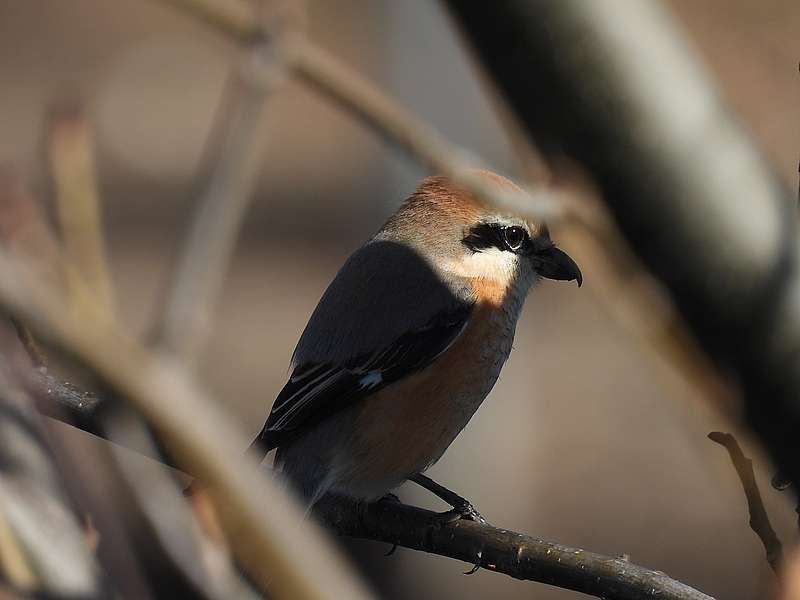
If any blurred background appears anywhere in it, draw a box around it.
[1,1,798,598]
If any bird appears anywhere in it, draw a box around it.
[249,170,581,522]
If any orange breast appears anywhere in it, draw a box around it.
[338,294,516,490]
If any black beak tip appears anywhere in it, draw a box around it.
[537,246,582,288]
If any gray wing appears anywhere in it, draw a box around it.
[250,239,474,454]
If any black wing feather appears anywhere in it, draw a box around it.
[250,303,472,454]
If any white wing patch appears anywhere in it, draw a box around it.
[359,371,383,388]
[261,304,473,444]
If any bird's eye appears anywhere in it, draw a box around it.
[502,226,527,251]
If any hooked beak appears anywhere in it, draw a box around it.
[535,246,582,287]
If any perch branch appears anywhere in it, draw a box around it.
[708,432,782,573]
[316,496,714,600]
[29,357,715,600]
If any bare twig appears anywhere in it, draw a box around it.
[0,164,252,599]
[159,0,261,42]
[9,320,46,370]
[318,496,714,600]
[0,170,64,372]
[47,104,115,323]
[154,0,564,224]
[290,41,563,222]
[153,27,292,364]
[0,510,37,593]
[44,408,220,600]
[708,432,782,574]
[0,168,64,292]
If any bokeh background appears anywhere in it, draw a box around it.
[1,1,798,598]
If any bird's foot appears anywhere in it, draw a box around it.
[452,500,487,524]
[409,473,488,525]
[433,500,487,525]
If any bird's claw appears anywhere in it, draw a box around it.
[463,562,481,575]
[432,509,462,525]
[455,502,487,524]
[432,503,487,526]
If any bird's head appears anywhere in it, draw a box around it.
[381,171,582,299]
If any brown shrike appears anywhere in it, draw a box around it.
[249,171,581,521]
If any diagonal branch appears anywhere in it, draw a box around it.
[318,496,714,600]
[153,0,565,225]
[153,26,292,365]
[47,103,116,323]
[708,432,782,574]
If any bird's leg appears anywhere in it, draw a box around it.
[409,474,487,524]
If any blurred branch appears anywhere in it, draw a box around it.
[290,41,564,222]
[0,367,100,598]
[0,509,37,593]
[0,165,260,599]
[159,0,261,42]
[153,0,565,224]
[44,407,218,599]
[0,169,64,291]
[445,1,800,484]
[0,169,65,373]
[0,251,372,600]
[153,24,292,365]
[0,160,242,598]
[47,104,115,323]
[9,320,46,370]
[708,432,782,574]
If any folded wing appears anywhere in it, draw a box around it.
[250,239,474,455]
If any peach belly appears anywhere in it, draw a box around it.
[328,302,515,497]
